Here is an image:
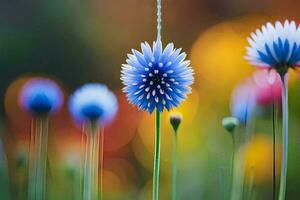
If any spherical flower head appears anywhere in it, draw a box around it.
[169,112,183,133]
[19,78,63,116]
[69,83,118,126]
[121,39,194,113]
[246,20,300,76]
[222,117,239,133]
[231,79,256,124]
[253,69,282,105]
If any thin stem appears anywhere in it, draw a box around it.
[172,132,178,200]
[92,129,100,200]
[83,124,100,200]
[230,134,235,199]
[83,127,94,200]
[35,117,49,200]
[231,121,253,200]
[279,74,289,200]
[99,127,104,200]
[28,119,37,200]
[272,101,277,200]
[156,0,162,40]
[153,109,161,200]
[80,128,85,200]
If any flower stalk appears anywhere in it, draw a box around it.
[272,99,278,200]
[99,127,104,200]
[172,131,178,200]
[170,113,182,200]
[28,117,49,200]
[83,123,100,200]
[279,74,288,200]
[153,109,161,200]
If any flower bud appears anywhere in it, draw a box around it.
[169,112,183,133]
[222,117,239,133]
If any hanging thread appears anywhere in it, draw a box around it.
[157,0,162,40]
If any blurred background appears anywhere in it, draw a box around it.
[1,0,300,199]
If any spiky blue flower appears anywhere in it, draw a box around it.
[121,40,194,113]
[19,78,63,116]
[69,84,118,125]
[246,20,300,75]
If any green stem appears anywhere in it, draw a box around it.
[79,128,85,199]
[279,74,288,200]
[83,126,94,200]
[92,130,100,200]
[231,125,250,200]
[172,132,178,200]
[230,134,235,199]
[28,119,37,200]
[99,128,104,200]
[83,123,100,200]
[153,109,161,200]
[35,117,49,200]
[272,100,278,200]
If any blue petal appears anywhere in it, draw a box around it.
[132,50,148,66]
[153,40,163,62]
[141,42,153,63]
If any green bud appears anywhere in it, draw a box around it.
[169,113,183,133]
[222,117,239,133]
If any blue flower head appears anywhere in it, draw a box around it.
[19,78,63,116]
[69,84,118,126]
[121,40,194,113]
[231,79,256,124]
[246,20,300,76]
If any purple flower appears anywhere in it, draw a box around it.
[68,83,118,125]
[19,78,63,116]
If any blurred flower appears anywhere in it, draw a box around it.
[222,117,239,133]
[169,112,182,133]
[231,79,256,124]
[191,17,264,101]
[246,20,300,76]
[69,84,118,125]
[253,69,282,105]
[121,39,194,113]
[19,78,63,116]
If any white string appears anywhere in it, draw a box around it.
[157,0,161,40]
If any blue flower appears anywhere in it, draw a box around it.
[246,20,300,75]
[69,84,118,125]
[121,39,194,113]
[231,79,256,124]
[19,78,63,116]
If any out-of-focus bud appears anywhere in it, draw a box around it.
[169,112,183,133]
[222,117,239,133]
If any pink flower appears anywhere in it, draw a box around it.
[253,69,282,105]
